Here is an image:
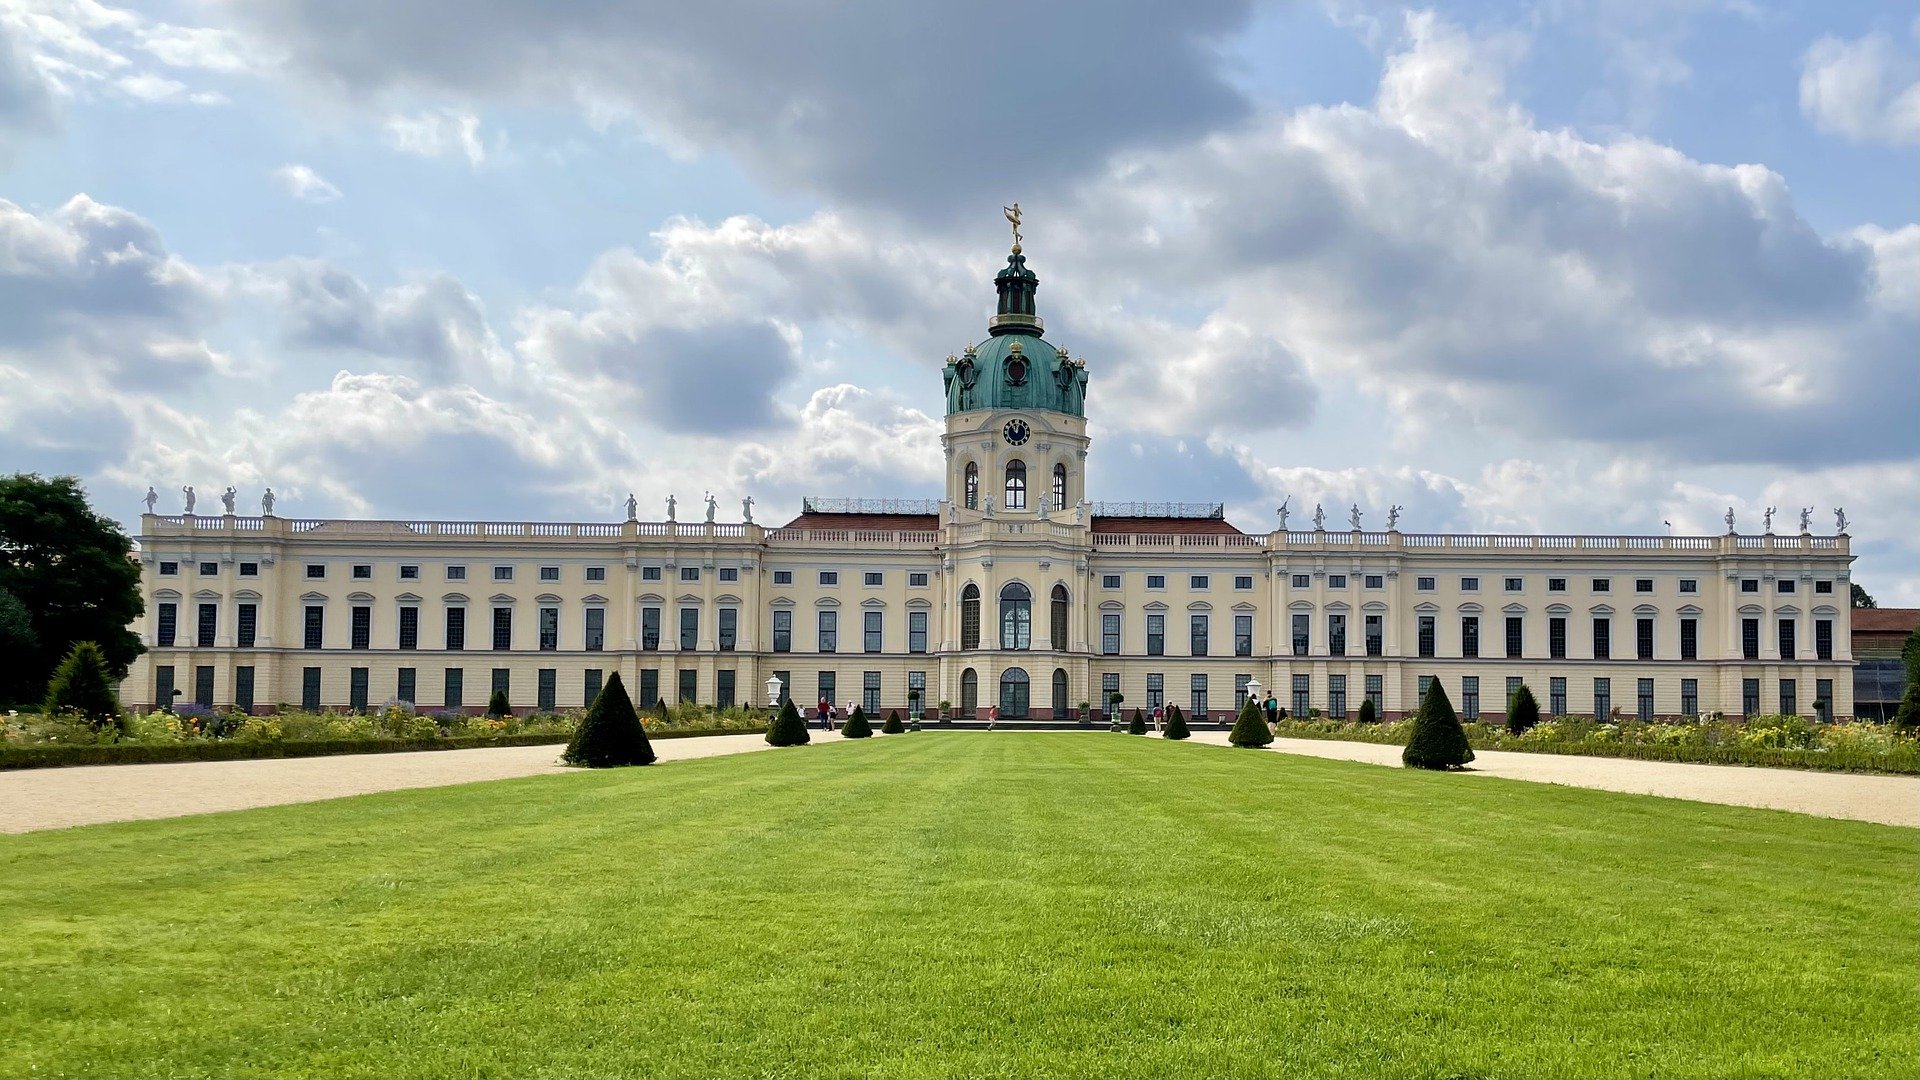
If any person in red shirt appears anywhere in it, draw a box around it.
[988,704,999,730]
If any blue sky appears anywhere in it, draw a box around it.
[0,1,1915,601]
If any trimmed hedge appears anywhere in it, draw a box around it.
[1228,699,1273,748]
[0,727,767,772]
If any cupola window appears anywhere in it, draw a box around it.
[964,462,979,509]
[1005,460,1027,510]
[1052,463,1066,511]
[1000,582,1032,650]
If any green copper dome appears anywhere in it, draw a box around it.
[942,246,1087,417]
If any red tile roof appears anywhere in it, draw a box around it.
[1091,516,1245,536]
[779,513,940,531]
[1854,608,1920,634]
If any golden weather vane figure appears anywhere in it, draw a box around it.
[1004,202,1023,250]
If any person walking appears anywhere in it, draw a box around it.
[818,697,832,732]
[987,704,999,731]
[1152,704,1163,732]
[1264,692,1280,731]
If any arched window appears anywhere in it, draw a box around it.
[1050,584,1069,651]
[961,583,981,650]
[1000,582,1031,650]
[964,462,979,510]
[1052,463,1067,511]
[1005,459,1027,510]
[1052,667,1069,717]
[960,667,978,717]
[999,666,1030,718]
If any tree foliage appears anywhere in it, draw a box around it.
[1403,678,1475,770]
[1162,703,1190,740]
[0,474,144,708]
[1506,684,1542,736]
[43,641,121,730]
[765,698,811,746]
[487,689,511,717]
[881,709,905,734]
[1851,583,1876,609]
[842,705,873,738]
[563,672,656,767]
[1357,697,1377,724]
[1896,626,1920,730]
[1128,707,1148,735]
[1228,698,1273,747]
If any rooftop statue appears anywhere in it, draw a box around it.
[143,486,157,514]
[704,491,717,524]
[666,494,676,522]
[1388,504,1403,530]
[742,495,754,524]
[1763,506,1775,533]
[1313,503,1325,531]
[1799,507,1812,534]
[262,488,276,516]
[1276,498,1289,531]
[625,493,637,521]
[1003,202,1022,250]
[1835,507,1849,533]
[221,486,236,514]
[182,485,195,514]
[1724,506,1735,533]
[1349,503,1362,530]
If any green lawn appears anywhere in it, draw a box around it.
[2,735,1914,1079]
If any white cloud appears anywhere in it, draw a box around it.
[270,163,341,203]
[382,108,487,166]
[1799,29,1920,146]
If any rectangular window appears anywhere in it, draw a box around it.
[537,669,556,712]
[1593,677,1611,720]
[1146,673,1164,712]
[1816,619,1833,660]
[1190,575,1209,590]
[1742,618,1759,660]
[197,602,217,647]
[1592,618,1611,660]
[1293,613,1311,657]
[194,665,214,707]
[773,670,791,706]
[1102,614,1121,655]
[1365,675,1383,715]
[819,571,839,586]
[1741,579,1759,594]
[1548,577,1567,593]
[1814,580,1833,595]
[586,566,606,582]
[304,605,324,650]
[351,605,371,650]
[1779,678,1797,717]
[1680,618,1698,660]
[864,610,883,653]
[680,567,700,583]
[1777,579,1796,594]
[863,671,882,714]
[910,572,929,587]
[343,565,369,581]
[1365,575,1384,589]
[1102,574,1122,589]
[819,610,837,653]
[639,669,659,710]
[1417,616,1435,658]
[585,608,605,652]
[1418,674,1433,703]
[1146,614,1164,656]
[865,572,884,587]
[1777,618,1795,660]
[1679,578,1697,594]
[1635,579,1654,594]
[539,606,559,651]
[1505,616,1522,659]
[1592,578,1611,593]
[1147,575,1166,590]
[773,570,792,585]
[1681,678,1698,717]
[1328,674,1347,720]
[492,607,512,651]
[773,610,792,652]
[1461,676,1479,721]
[443,667,464,709]
[1550,677,1566,717]
[1101,672,1120,709]
[1232,673,1252,709]
[717,669,736,709]
[1328,613,1346,657]
[679,607,699,650]
[347,668,369,712]
[1365,614,1383,657]
[1636,617,1654,660]
[235,666,255,713]
[1328,574,1347,589]
[1234,575,1254,590]
[158,561,179,576]
[642,607,661,650]
[1637,678,1654,721]
[1190,674,1209,717]
[818,671,836,707]
[719,567,739,583]
[441,565,466,583]
[909,671,926,712]
[539,566,560,582]
[494,566,513,582]
[1504,577,1523,592]
[397,667,416,705]
[1549,617,1567,659]
[492,668,509,700]
[909,611,929,654]
[584,668,603,704]
[1461,616,1479,659]
[199,561,218,577]
[1190,614,1209,656]
[398,606,418,650]
[679,669,697,704]
[1292,574,1311,589]
[302,667,321,711]
[719,608,738,652]
[239,561,258,577]
[237,603,257,649]
[1815,679,1833,722]
[1416,576,1435,591]
[306,564,325,579]
[1234,614,1253,657]
[1506,676,1523,710]
[642,566,663,581]
[1460,577,1479,592]
[1292,674,1310,718]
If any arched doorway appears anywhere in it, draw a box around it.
[959,667,978,718]
[1052,667,1069,718]
[1000,667,1030,719]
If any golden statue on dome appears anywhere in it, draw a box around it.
[1004,202,1023,251]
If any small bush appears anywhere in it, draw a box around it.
[563,672,656,768]
[1128,708,1148,735]
[42,642,120,731]
[1403,678,1474,770]
[765,698,811,747]
[1506,684,1541,735]
[842,705,873,739]
[882,710,905,734]
[1162,703,1190,740]
[1357,698,1377,725]
[486,689,511,717]
[1228,698,1273,748]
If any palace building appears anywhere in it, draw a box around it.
[123,232,1860,724]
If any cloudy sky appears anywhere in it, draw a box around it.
[1,1,1914,601]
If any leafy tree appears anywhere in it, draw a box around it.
[765,698,811,746]
[563,672,655,767]
[1357,698,1377,724]
[1403,678,1475,770]
[881,709,905,734]
[1851,583,1876,609]
[43,641,121,730]
[1505,684,1541,736]
[0,475,144,708]
[0,587,35,659]
[1128,707,1148,735]
[486,689,511,717]
[1228,698,1273,747]
[1162,703,1190,740]
[1896,626,1920,730]
[842,705,873,738]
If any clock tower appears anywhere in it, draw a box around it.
[940,222,1090,523]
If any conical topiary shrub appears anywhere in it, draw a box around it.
[765,698,811,746]
[563,672,656,767]
[1506,684,1541,735]
[1228,698,1273,747]
[1403,678,1475,770]
[43,641,121,731]
[1163,703,1190,740]
[882,709,905,734]
[1357,697,1377,724]
[842,705,873,738]
[486,688,511,717]
[1128,707,1148,735]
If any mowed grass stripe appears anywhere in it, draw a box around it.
[0,734,1912,1079]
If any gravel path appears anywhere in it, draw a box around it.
[3,730,1911,833]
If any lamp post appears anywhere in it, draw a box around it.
[765,674,783,727]
[1246,677,1264,731]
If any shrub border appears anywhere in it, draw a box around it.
[0,726,768,772]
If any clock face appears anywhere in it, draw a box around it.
[1003,419,1031,446]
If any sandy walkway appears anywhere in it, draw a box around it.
[0,732,853,834]
[1180,731,1919,828]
